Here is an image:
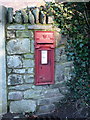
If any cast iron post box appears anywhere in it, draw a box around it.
[34,31,55,85]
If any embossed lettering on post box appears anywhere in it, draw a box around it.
[35,31,55,85]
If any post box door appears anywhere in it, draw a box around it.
[35,31,55,85]
[35,47,54,85]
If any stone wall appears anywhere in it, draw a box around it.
[6,23,73,114]
[5,5,74,115]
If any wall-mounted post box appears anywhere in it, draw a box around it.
[34,31,55,85]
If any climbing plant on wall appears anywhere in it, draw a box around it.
[45,2,90,104]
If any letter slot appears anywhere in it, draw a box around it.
[41,50,47,64]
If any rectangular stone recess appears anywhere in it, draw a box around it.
[35,31,55,85]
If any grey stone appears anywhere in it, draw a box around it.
[8,74,23,85]
[16,31,33,38]
[38,104,55,114]
[31,40,34,53]
[27,68,34,73]
[10,100,36,113]
[32,7,39,23]
[8,92,23,100]
[24,75,34,84]
[21,10,28,23]
[55,47,66,62]
[23,60,34,67]
[39,11,46,24]
[55,32,61,47]
[55,64,65,82]
[7,55,22,68]
[43,88,60,98]
[7,38,30,54]
[13,69,25,73]
[37,98,50,106]
[28,11,35,24]
[24,54,34,59]
[14,11,22,23]
[7,30,15,39]
[7,69,12,73]
[49,96,64,104]
[28,25,53,30]
[7,24,25,30]
[9,84,32,91]
[31,85,43,90]
[24,89,43,99]
[8,8,13,23]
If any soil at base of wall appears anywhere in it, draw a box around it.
[2,101,90,120]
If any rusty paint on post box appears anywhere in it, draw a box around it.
[34,31,55,85]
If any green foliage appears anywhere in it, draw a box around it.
[45,2,90,104]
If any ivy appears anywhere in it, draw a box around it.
[45,2,90,104]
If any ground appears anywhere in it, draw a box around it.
[2,100,90,120]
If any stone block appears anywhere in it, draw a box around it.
[7,69,12,73]
[9,84,32,91]
[13,69,25,74]
[8,74,23,85]
[27,68,34,74]
[10,100,36,113]
[39,11,46,24]
[7,8,13,23]
[28,25,53,30]
[21,10,28,23]
[24,74,34,84]
[7,24,25,30]
[28,11,35,24]
[32,8,39,24]
[55,64,65,82]
[43,88,60,98]
[31,40,34,53]
[7,38,30,54]
[16,31,33,38]
[14,11,22,23]
[55,47,66,63]
[7,55,22,68]
[38,104,55,114]
[24,89,43,99]
[24,54,34,59]
[23,60,34,67]
[31,85,43,90]
[55,32,61,47]
[8,92,23,100]
[7,30,15,39]
[37,98,50,106]
[49,96,64,104]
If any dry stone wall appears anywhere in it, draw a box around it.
[6,7,73,115]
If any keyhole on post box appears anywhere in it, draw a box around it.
[41,66,42,69]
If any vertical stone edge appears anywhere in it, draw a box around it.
[0,6,7,117]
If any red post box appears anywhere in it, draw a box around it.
[34,31,55,85]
